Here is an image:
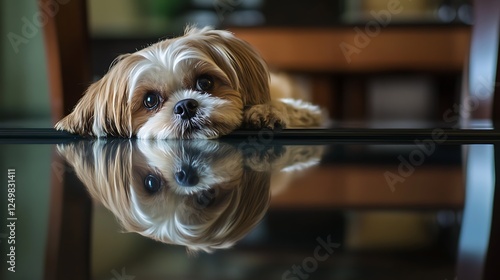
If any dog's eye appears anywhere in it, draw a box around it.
[144,174,162,193]
[196,75,214,92]
[143,92,162,109]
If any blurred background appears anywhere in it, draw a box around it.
[0,1,475,279]
[0,0,473,126]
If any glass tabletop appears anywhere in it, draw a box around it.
[0,128,499,280]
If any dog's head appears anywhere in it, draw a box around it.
[57,140,271,253]
[55,27,270,139]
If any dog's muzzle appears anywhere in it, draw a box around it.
[175,164,199,187]
[174,99,198,120]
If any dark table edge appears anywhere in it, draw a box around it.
[1,128,500,144]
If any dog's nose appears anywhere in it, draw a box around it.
[175,165,199,187]
[174,99,199,120]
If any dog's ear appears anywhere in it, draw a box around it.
[54,87,97,136]
[57,140,134,226]
[217,31,270,105]
[189,28,271,105]
[55,54,134,137]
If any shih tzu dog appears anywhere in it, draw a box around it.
[58,140,272,253]
[55,26,325,139]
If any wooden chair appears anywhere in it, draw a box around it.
[41,0,92,122]
[40,1,92,279]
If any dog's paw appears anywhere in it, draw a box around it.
[243,104,288,130]
[244,145,287,172]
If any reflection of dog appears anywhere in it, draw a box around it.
[58,140,271,253]
[55,27,324,139]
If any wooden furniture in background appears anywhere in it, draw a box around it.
[41,0,92,123]
[40,1,92,280]
[231,27,470,72]
[231,27,471,120]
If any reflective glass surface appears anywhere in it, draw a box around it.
[0,129,499,280]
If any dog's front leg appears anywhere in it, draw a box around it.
[242,101,290,130]
[242,99,325,130]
